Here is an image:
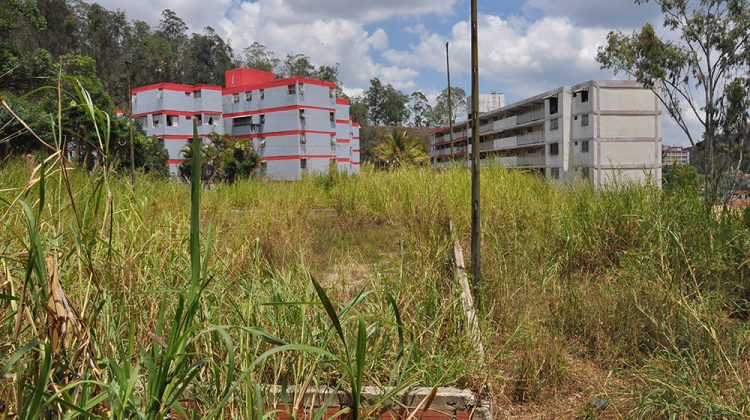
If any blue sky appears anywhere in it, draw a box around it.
[96,0,689,145]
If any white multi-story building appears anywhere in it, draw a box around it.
[132,68,360,180]
[431,80,662,187]
[662,145,690,166]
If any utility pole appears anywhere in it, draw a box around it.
[470,0,481,311]
[126,58,135,184]
[446,42,454,160]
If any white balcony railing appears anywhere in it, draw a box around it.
[517,155,546,167]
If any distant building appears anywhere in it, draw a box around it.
[131,68,360,180]
[662,145,690,166]
[430,80,662,188]
[466,92,505,115]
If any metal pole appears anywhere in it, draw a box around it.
[446,42,454,160]
[470,0,481,310]
[126,59,135,184]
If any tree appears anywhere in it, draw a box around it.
[597,0,750,204]
[282,53,315,78]
[241,41,279,72]
[350,96,369,127]
[156,9,189,82]
[365,78,409,126]
[0,0,53,92]
[409,91,431,127]
[117,134,170,177]
[185,26,235,85]
[372,130,429,169]
[179,135,260,183]
[428,87,466,127]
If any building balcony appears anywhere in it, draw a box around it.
[517,155,546,167]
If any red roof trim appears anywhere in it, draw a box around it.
[223,77,335,95]
[336,98,350,105]
[224,105,334,118]
[336,139,351,144]
[262,155,336,161]
[167,159,184,164]
[132,83,222,94]
[352,162,361,165]
[235,130,335,139]
[154,135,193,140]
[337,158,351,162]
[133,110,222,118]
[335,119,350,124]
[352,149,360,153]
[352,122,361,128]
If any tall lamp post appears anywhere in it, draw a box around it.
[470,0,481,310]
[446,42,454,160]
[125,58,135,184]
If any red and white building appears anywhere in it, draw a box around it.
[131,68,360,179]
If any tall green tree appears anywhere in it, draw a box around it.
[372,130,428,169]
[156,9,188,82]
[185,26,235,85]
[241,41,279,72]
[282,53,315,78]
[409,91,431,127]
[597,0,750,203]
[0,0,52,92]
[427,87,466,127]
[350,96,369,127]
[365,78,409,126]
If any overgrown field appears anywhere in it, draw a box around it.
[2,159,750,418]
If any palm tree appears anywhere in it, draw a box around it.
[372,130,429,169]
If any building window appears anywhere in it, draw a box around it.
[329,88,335,99]
[259,114,265,125]
[193,90,201,99]
[152,114,162,127]
[549,118,559,131]
[184,91,191,97]
[300,159,307,171]
[195,114,203,126]
[549,142,559,156]
[329,112,335,126]
[551,167,560,179]
[581,89,589,103]
[260,89,265,100]
[581,166,590,179]
[300,133,307,144]
[299,109,306,120]
[288,84,296,95]
[166,115,179,127]
[581,114,589,126]
[208,116,214,125]
[549,96,559,115]
[232,93,239,103]
[582,140,590,153]
[234,116,253,127]
[298,83,304,95]
[245,91,252,101]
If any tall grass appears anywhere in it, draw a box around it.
[2,82,750,417]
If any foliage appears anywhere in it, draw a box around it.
[241,41,279,72]
[350,95,369,127]
[372,130,429,168]
[365,78,410,126]
[596,0,750,204]
[427,87,467,127]
[178,134,260,184]
[663,163,699,195]
[409,91,431,127]
[117,134,170,178]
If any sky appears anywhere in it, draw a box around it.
[94,0,692,145]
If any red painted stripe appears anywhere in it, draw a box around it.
[337,158,351,163]
[235,130,335,139]
[133,110,221,118]
[155,135,193,140]
[132,83,221,94]
[223,77,335,95]
[433,136,469,147]
[352,162,361,165]
[352,149,360,153]
[262,155,336,161]
[167,159,184,164]
[336,139,350,144]
[336,98,350,105]
[335,119,350,124]
[352,137,360,140]
[352,122,361,128]
[224,105,334,118]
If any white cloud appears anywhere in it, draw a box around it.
[523,0,661,28]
